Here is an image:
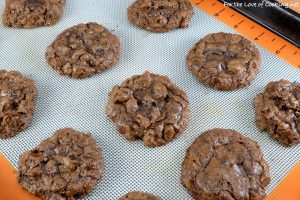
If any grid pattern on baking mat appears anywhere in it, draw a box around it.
[0,0,300,199]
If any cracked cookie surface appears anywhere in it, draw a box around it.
[119,191,161,200]
[254,80,300,147]
[0,70,37,139]
[106,71,190,147]
[181,128,270,200]
[46,22,120,79]
[3,0,65,28]
[186,32,260,90]
[18,128,104,200]
[127,0,194,32]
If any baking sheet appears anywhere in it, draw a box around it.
[0,0,300,199]
[220,0,300,48]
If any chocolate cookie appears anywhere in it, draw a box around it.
[254,80,300,147]
[18,128,104,199]
[0,70,37,139]
[106,71,190,147]
[119,191,161,200]
[3,0,65,28]
[127,0,194,33]
[46,22,120,79]
[181,129,270,200]
[186,32,261,90]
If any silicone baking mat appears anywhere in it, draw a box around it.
[0,0,300,199]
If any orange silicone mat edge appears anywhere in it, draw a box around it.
[0,152,39,200]
[266,162,300,200]
[190,0,300,70]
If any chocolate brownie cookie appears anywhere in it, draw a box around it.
[119,191,161,200]
[3,0,65,28]
[181,129,270,200]
[106,71,190,147]
[127,0,194,32]
[0,70,37,139]
[46,22,120,79]
[186,32,261,90]
[254,80,300,147]
[18,128,104,199]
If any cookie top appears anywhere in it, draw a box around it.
[46,22,120,79]
[254,80,300,147]
[181,129,270,200]
[186,32,260,90]
[127,0,194,32]
[0,70,37,139]
[119,191,161,200]
[3,0,65,28]
[106,71,190,147]
[18,128,104,199]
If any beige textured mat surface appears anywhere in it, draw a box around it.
[1,0,300,199]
